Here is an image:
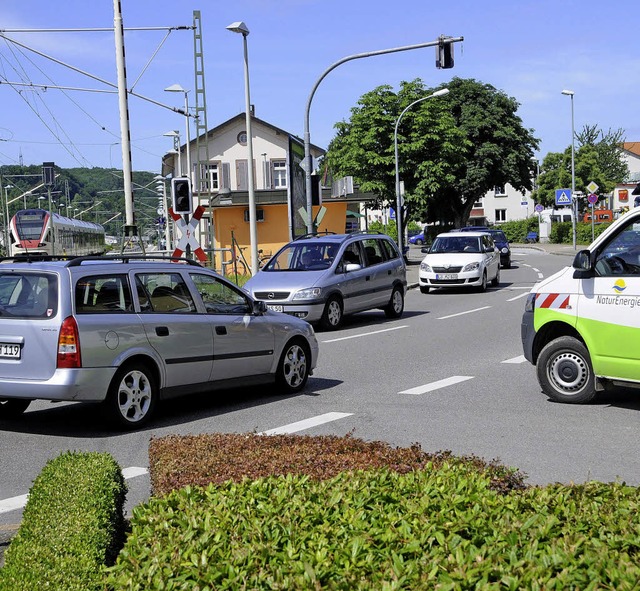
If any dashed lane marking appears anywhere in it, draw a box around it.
[437,306,490,320]
[261,412,353,435]
[502,355,527,364]
[322,325,408,343]
[507,291,531,302]
[400,375,474,395]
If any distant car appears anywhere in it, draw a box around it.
[0,255,319,429]
[244,232,407,330]
[418,231,501,293]
[457,226,511,268]
[408,232,427,245]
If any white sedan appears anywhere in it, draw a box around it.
[418,231,501,293]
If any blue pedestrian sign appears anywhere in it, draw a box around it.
[555,189,572,206]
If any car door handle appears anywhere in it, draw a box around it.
[215,326,227,335]
[155,326,169,337]
[366,275,371,281]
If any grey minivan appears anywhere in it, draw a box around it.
[243,232,407,330]
[0,255,318,429]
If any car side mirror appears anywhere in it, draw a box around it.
[252,300,268,315]
[420,247,430,254]
[344,263,361,273]
[572,249,595,279]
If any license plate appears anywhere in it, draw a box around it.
[436,273,458,280]
[267,304,284,312]
[0,343,21,359]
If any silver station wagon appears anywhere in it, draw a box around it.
[244,232,407,330]
[0,255,319,429]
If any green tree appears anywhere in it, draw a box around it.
[534,125,628,209]
[325,77,539,228]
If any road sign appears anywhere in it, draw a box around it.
[587,193,598,205]
[169,205,208,262]
[535,204,544,213]
[586,181,599,194]
[555,189,572,206]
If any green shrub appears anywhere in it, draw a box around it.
[0,451,127,591]
[499,217,538,243]
[106,466,640,590]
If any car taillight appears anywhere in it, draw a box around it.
[57,316,81,368]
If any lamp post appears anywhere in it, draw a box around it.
[164,84,192,183]
[303,36,463,234]
[561,89,576,250]
[394,88,449,254]
[163,130,182,177]
[227,20,259,275]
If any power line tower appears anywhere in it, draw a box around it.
[192,10,214,263]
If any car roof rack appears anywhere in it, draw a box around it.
[293,231,337,241]
[0,254,78,264]
[65,254,203,267]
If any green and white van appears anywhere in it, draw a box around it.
[522,207,640,403]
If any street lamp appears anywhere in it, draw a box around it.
[164,84,192,183]
[394,88,449,254]
[163,130,182,177]
[303,35,463,234]
[227,20,259,275]
[561,89,576,249]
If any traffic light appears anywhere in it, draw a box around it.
[171,177,192,214]
[436,39,454,69]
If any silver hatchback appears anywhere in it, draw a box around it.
[244,232,407,330]
[0,255,319,429]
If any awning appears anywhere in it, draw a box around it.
[346,210,365,218]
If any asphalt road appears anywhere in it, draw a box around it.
[2,245,640,548]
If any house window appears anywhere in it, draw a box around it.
[237,131,247,146]
[272,160,287,189]
[198,162,219,192]
[494,185,507,197]
[473,198,483,208]
[495,209,507,222]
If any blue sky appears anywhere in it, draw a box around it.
[0,0,637,173]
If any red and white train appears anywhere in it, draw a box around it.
[9,209,106,257]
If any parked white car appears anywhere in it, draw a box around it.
[418,231,500,293]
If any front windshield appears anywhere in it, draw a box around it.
[430,236,481,254]
[263,242,338,271]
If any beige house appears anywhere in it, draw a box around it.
[161,113,374,271]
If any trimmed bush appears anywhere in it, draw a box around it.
[106,465,640,590]
[0,451,127,591]
[148,433,526,496]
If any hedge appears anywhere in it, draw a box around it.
[0,451,127,591]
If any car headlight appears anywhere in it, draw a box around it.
[420,262,432,272]
[293,287,322,300]
[501,247,509,254]
[463,262,480,272]
[524,292,536,313]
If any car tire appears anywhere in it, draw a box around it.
[384,287,404,318]
[320,296,343,330]
[0,398,31,418]
[491,266,500,287]
[537,336,596,404]
[477,271,487,292]
[420,286,430,294]
[415,239,423,245]
[503,258,511,269]
[106,363,157,429]
[276,339,310,393]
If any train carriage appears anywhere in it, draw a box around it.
[9,209,106,257]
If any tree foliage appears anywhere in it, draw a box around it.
[324,77,539,227]
[534,125,628,209]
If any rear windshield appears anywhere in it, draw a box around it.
[0,272,58,318]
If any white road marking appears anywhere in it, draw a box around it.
[438,306,490,320]
[0,466,149,515]
[322,325,408,343]
[400,375,474,395]
[262,412,353,435]
[507,291,531,302]
[502,355,527,364]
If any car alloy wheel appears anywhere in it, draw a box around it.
[276,340,310,393]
